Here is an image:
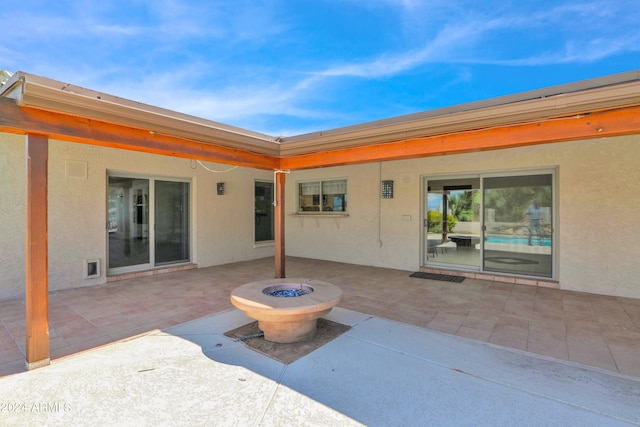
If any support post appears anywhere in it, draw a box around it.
[274,171,286,278]
[25,133,50,370]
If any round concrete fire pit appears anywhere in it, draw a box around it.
[230,278,342,343]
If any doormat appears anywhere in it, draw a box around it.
[224,318,351,364]
[410,272,465,283]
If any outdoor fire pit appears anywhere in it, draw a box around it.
[230,278,342,343]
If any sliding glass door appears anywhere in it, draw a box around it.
[108,177,151,270]
[483,173,553,277]
[108,175,190,274]
[155,180,190,265]
[424,170,555,279]
[425,177,481,268]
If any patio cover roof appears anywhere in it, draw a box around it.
[1,70,640,169]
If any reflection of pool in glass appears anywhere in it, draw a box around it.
[486,236,552,246]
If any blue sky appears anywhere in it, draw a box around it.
[1,1,639,136]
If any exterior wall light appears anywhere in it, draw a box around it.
[381,180,394,199]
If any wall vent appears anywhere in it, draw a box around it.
[85,259,100,278]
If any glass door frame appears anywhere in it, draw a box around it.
[107,172,192,276]
[422,173,482,271]
[421,167,558,280]
[254,179,275,246]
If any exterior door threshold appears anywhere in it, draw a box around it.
[107,263,198,282]
[419,267,559,289]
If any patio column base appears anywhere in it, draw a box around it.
[25,357,50,370]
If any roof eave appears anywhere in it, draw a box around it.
[3,70,640,160]
[2,72,281,157]
[279,70,640,156]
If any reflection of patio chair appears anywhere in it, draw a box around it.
[427,239,457,258]
[437,240,457,254]
[427,240,439,258]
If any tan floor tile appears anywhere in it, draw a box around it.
[460,315,496,331]
[608,343,640,377]
[0,345,24,362]
[69,335,117,353]
[489,332,528,351]
[456,326,493,342]
[1,257,639,379]
[427,312,467,335]
[600,322,639,339]
[527,339,568,360]
[494,315,529,331]
[567,338,617,372]
[527,323,568,360]
[50,345,74,360]
[0,359,27,377]
[530,310,563,323]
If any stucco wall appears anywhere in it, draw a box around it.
[0,133,26,299]
[0,135,274,300]
[285,135,640,299]
[2,133,639,300]
[285,163,421,270]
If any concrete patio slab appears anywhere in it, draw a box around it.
[0,307,638,426]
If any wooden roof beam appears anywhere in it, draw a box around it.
[0,97,278,170]
[279,106,640,170]
[3,98,640,172]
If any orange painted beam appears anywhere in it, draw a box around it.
[25,133,50,370]
[280,106,640,170]
[0,98,278,170]
[4,97,640,172]
[274,172,286,278]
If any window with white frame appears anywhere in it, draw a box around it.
[298,179,347,213]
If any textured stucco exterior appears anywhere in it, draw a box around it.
[0,133,26,299]
[285,135,640,299]
[1,132,639,300]
[0,134,274,300]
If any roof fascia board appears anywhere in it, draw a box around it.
[3,73,280,157]
[283,70,640,141]
[279,74,640,156]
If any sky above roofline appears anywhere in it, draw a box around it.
[1,1,639,137]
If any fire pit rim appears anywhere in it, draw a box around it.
[229,278,342,343]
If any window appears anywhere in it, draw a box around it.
[255,181,274,242]
[298,179,347,213]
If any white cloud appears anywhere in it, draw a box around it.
[310,1,639,79]
[313,19,489,78]
[81,64,332,134]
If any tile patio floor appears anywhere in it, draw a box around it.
[1,256,639,378]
